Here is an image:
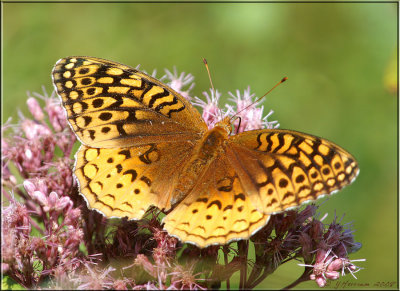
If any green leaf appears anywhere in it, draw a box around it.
[2,276,26,290]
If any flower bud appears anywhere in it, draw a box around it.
[23,180,36,195]
[33,190,47,206]
[48,191,58,209]
[326,271,340,280]
[56,196,72,211]
[316,276,327,287]
[27,97,44,121]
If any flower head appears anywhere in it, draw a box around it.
[162,67,195,101]
[226,87,279,133]
[191,89,225,129]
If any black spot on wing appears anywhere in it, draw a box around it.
[207,200,222,210]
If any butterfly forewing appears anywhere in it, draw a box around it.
[227,129,359,214]
[52,56,207,148]
[52,56,207,218]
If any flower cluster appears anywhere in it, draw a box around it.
[2,88,84,288]
[296,214,365,288]
[1,67,364,289]
[132,226,206,290]
[249,206,364,289]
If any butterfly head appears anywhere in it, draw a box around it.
[214,116,233,136]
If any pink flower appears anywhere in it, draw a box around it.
[45,98,67,132]
[27,97,45,121]
[21,119,52,140]
[163,67,195,101]
[299,248,365,287]
[134,254,156,278]
[170,264,206,290]
[193,89,225,128]
[227,87,279,132]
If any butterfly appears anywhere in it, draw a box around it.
[52,56,359,248]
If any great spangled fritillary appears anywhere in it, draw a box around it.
[52,57,359,248]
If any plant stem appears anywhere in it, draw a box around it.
[238,240,249,289]
[223,245,230,290]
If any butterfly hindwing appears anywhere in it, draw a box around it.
[75,140,197,219]
[163,155,270,247]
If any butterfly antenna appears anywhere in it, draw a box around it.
[203,58,215,92]
[230,77,288,122]
[236,116,242,134]
[203,58,223,120]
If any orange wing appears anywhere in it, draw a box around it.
[163,154,270,248]
[52,56,207,148]
[226,129,359,214]
[75,140,197,219]
[52,56,208,219]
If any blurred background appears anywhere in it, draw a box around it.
[3,3,397,289]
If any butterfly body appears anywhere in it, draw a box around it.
[172,121,230,206]
[52,56,359,248]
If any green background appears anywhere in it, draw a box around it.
[3,3,398,290]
